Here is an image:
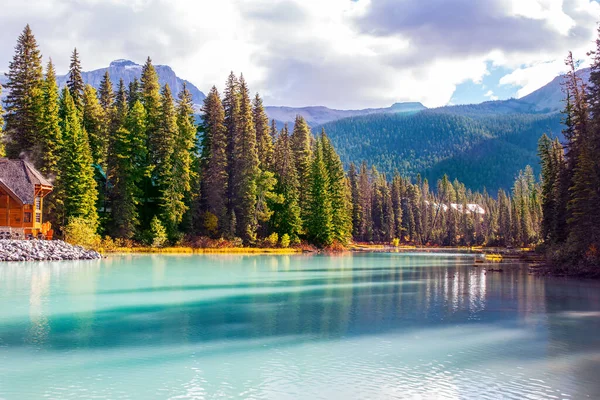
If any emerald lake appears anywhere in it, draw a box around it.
[1,253,600,399]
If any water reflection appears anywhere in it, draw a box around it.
[0,254,554,349]
[0,253,599,399]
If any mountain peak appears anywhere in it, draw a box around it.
[390,102,427,112]
[109,59,139,68]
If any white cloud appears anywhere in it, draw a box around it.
[0,0,599,108]
[484,90,499,101]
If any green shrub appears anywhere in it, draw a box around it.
[64,217,101,249]
[149,216,168,248]
[280,234,290,248]
[265,232,279,248]
[203,212,219,237]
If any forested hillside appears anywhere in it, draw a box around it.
[319,111,562,192]
[0,24,552,251]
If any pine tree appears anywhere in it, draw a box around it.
[58,88,98,229]
[371,168,384,241]
[391,173,403,240]
[538,134,556,243]
[128,78,141,108]
[381,177,395,243]
[402,183,417,242]
[174,83,198,231]
[141,58,162,152]
[272,124,302,241]
[37,59,62,177]
[98,71,115,172]
[0,82,4,156]
[348,163,362,238]
[200,86,229,235]
[140,57,162,225]
[270,119,278,144]
[253,93,274,171]
[155,84,179,235]
[232,75,260,243]
[255,169,279,237]
[67,48,84,111]
[358,161,373,241]
[110,101,147,239]
[99,71,115,112]
[107,79,127,179]
[82,85,106,166]
[567,143,600,252]
[291,115,312,213]
[4,25,44,158]
[306,138,333,247]
[321,130,352,244]
[222,72,241,236]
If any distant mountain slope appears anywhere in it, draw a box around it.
[309,67,587,191]
[519,67,590,112]
[318,111,563,192]
[265,102,426,126]
[1,59,205,106]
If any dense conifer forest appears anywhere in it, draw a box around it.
[538,47,600,273]
[320,111,562,192]
[1,24,595,263]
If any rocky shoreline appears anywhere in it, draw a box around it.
[0,240,102,262]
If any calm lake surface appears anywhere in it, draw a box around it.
[1,252,600,399]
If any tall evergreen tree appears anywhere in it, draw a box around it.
[174,83,198,231]
[98,71,115,112]
[38,59,62,178]
[98,71,115,171]
[232,75,260,243]
[140,57,162,225]
[200,86,229,235]
[35,59,63,232]
[348,163,362,238]
[82,85,106,166]
[128,78,141,108]
[563,51,600,255]
[67,48,84,111]
[110,101,147,239]
[321,130,352,244]
[222,72,241,236]
[3,24,44,158]
[107,79,127,179]
[155,85,179,234]
[270,119,278,144]
[272,124,302,241]
[391,173,403,240]
[357,161,373,241]
[253,93,274,171]
[306,138,333,247]
[291,115,312,212]
[58,88,98,229]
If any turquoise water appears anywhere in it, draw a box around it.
[1,253,600,399]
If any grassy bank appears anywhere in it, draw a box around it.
[102,246,303,255]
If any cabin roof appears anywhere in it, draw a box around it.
[0,159,53,205]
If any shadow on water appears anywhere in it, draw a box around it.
[1,253,600,375]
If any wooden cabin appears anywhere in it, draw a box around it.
[0,159,53,239]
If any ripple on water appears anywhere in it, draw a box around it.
[1,253,600,399]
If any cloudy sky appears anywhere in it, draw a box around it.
[1,0,599,109]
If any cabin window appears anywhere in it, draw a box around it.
[36,213,41,223]
[35,197,41,210]
[24,212,32,223]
